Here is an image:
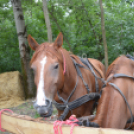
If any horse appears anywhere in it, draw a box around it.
[80,55,134,129]
[27,32,105,120]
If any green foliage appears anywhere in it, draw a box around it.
[0,1,21,72]
[34,111,40,118]
[0,0,134,73]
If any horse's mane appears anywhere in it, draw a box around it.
[106,55,126,78]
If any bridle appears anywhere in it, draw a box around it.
[53,49,105,121]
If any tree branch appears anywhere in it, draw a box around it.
[49,11,72,52]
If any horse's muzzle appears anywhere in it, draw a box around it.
[33,100,53,117]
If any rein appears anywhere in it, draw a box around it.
[53,55,105,121]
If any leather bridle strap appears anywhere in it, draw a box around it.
[106,73,134,129]
[57,75,79,104]
[126,54,134,61]
[53,93,100,121]
[106,73,134,83]
[79,57,99,92]
[77,57,106,91]
[71,58,90,93]
[109,83,133,130]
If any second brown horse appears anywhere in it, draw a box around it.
[81,55,134,129]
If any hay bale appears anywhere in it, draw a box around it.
[0,71,25,108]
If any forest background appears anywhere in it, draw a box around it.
[0,0,134,97]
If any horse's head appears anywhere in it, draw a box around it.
[28,33,65,117]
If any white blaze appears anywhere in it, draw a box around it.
[36,56,47,106]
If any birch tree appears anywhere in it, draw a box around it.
[11,0,35,98]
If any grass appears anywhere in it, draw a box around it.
[34,112,40,118]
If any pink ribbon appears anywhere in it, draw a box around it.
[60,50,66,75]
[53,115,79,134]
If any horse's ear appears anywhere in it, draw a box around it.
[28,35,39,51]
[53,32,63,49]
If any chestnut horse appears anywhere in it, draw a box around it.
[28,33,105,120]
[81,55,134,129]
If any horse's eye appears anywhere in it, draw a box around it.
[54,64,59,69]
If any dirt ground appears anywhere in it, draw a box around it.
[0,100,58,134]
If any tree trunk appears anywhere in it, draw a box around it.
[43,0,52,43]
[99,0,108,69]
[11,0,35,99]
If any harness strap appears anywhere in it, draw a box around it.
[106,73,134,84]
[109,83,133,130]
[71,58,90,93]
[85,58,99,92]
[53,93,100,121]
[77,57,106,91]
[78,57,99,92]
[114,73,134,80]
[78,57,102,77]
[57,75,79,104]
[105,73,134,129]
[53,93,100,111]
[126,54,134,61]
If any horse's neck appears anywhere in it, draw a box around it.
[63,72,77,94]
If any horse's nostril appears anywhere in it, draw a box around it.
[46,99,51,106]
